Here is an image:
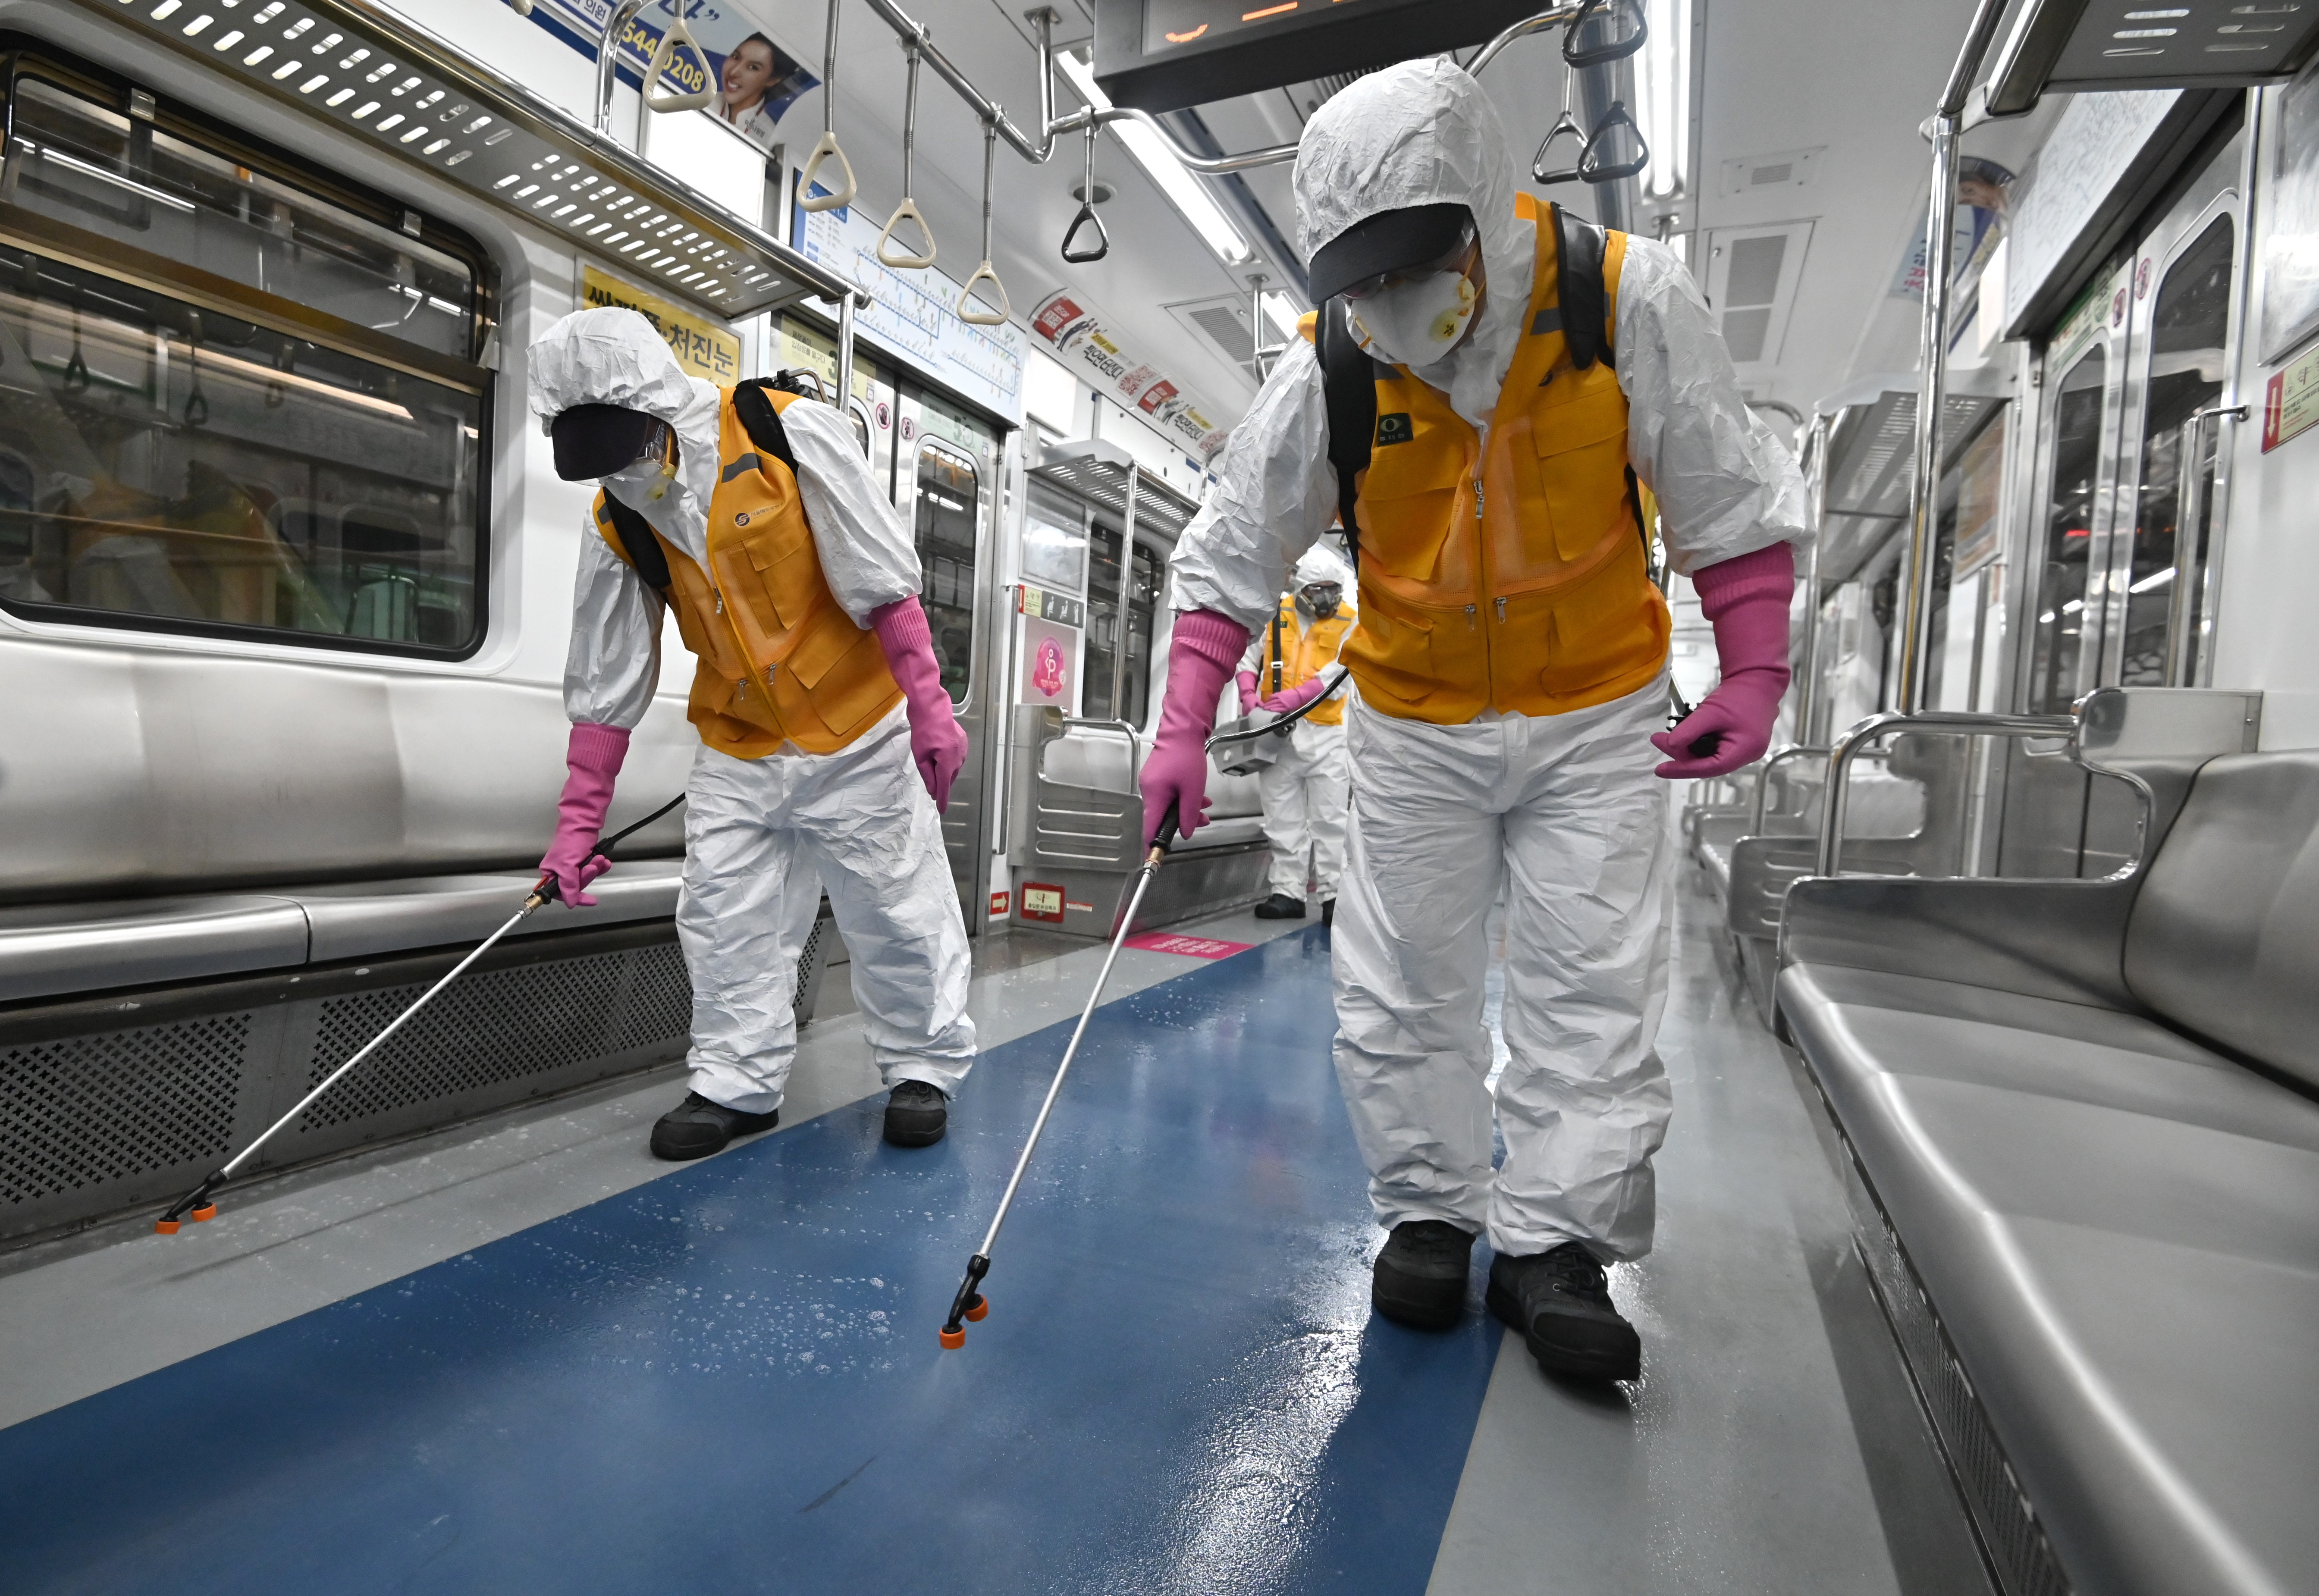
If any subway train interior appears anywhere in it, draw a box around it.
[0,0,2314,1590]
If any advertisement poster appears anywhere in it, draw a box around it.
[1028,290,1229,458]
[526,0,817,153]
[1019,616,1076,707]
[789,183,1028,425]
[583,267,741,383]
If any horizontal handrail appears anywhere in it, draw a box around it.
[1817,711,2075,878]
[1750,745,1828,834]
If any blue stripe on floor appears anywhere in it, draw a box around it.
[0,927,1498,1596]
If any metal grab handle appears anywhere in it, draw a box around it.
[1533,108,1587,185]
[1578,100,1649,184]
[957,121,1009,325]
[1563,0,1647,66]
[1467,3,1585,76]
[799,0,855,211]
[1749,743,1829,834]
[2167,402,2247,686]
[1061,119,1108,263]
[877,42,937,267]
[1817,711,2074,878]
[642,12,715,112]
[1058,715,1143,773]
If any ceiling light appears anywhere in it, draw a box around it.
[1260,290,1301,340]
[1633,0,1690,202]
[1058,51,1252,267]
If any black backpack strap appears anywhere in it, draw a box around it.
[1269,605,1284,695]
[1315,299,1378,573]
[1552,202,1615,373]
[730,378,800,477]
[599,493,672,593]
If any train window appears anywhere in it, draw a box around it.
[2027,345,2105,714]
[913,440,977,704]
[1021,483,1086,594]
[0,54,489,657]
[1080,530,1160,724]
[2124,215,2234,686]
[5,74,477,361]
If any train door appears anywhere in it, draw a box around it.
[2099,149,2245,690]
[896,385,1002,923]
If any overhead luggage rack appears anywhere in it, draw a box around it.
[62,0,857,320]
[1030,446,1199,539]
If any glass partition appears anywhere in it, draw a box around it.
[2026,346,2105,714]
[912,439,977,703]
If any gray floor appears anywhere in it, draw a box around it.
[0,908,1304,1432]
[1425,866,1995,1596]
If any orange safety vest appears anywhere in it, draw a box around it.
[594,386,904,759]
[1256,593,1352,727]
[1321,195,1668,724]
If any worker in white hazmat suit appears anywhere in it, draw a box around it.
[529,308,976,1160]
[1140,60,1806,1381]
[1237,542,1356,923]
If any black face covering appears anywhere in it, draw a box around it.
[1300,582,1342,621]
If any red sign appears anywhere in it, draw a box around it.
[1020,883,1064,923]
[2263,343,2319,452]
[1136,378,1180,414]
[989,890,1010,918]
[1031,295,1086,342]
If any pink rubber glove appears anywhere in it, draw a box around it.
[1258,675,1330,716]
[539,722,630,907]
[1653,542,1795,779]
[1142,609,1252,847]
[869,596,968,812]
[1237,670,1261,716]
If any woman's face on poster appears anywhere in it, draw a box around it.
[722,40,775,112]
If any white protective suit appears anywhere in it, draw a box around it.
[1170,61,1806,1261]
[1241,543,1355,901]
[530,308,976,1115]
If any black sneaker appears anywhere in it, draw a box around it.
[883,1079,948,1147]
[1486,1242,1642,1381]
[1321,898,1335,928]
[1253,893,1307,919]
[649,1092,778,1161]
[1371,1220,1476,1330]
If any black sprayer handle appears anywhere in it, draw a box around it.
[531,793,688,909]
[1149,799,1182,857]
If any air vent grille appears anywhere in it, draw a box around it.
[0,1015,248,1206]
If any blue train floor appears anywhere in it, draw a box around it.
[0,926,1499,1596]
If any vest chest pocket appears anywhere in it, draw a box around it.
[737,524,815,630]
[1528,381,1632,564]
[1357,399,1468,583]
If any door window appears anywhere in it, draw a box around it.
[2027,346,2105,713]
[912,440,977,703]
[2122,215,2234,685]
[1083,525,1123,721]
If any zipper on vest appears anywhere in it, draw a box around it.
[1495,597,1507,624]
[1464,603,1477,631]
[713,586,725,615]
[1473,478,1484,521]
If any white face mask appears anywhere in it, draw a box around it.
[605,423,678,503]
[1349,268,1480,369]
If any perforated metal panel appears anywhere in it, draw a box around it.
[1844,1152,2073,1596]
[0,1014,248,1209]
[301,943,688,1129]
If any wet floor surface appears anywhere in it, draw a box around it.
[0,926,1499,1596]
[0,875,1993,1594]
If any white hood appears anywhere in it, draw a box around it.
[1293,58,1535,433]
[1293,542,1354,593]
[528,306,722,563]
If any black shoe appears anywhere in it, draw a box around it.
[1253,893,1307,920]
[1487,1242,1642,1381]
[1371,1220,1476,1330]
[650,1091,778,1161]
[1321,898,1335,928]
[883,1079,948,1147]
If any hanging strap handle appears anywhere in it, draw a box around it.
[1060,120,1108,263]
[957,121,1010,326]
[1562,0,1648,67]
[1533,109,1587,185]
[878,199,938,268]
[642,13,715,112]
[1578,100,1650,184]
[799,0,854,211]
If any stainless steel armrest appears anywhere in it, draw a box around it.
[1817,711,2079,877]
[1751,744,1829,834]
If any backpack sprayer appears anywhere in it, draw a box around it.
[937,668,1351,1348]
[151,794,686,1235]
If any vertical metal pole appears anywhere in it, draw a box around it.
[1116,466,1139,715]
[1896,122,1960,716]
[595,0,650,136]
[1897,0,2011,715]
[1795,413,1831,744]
[836,290,857,413]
